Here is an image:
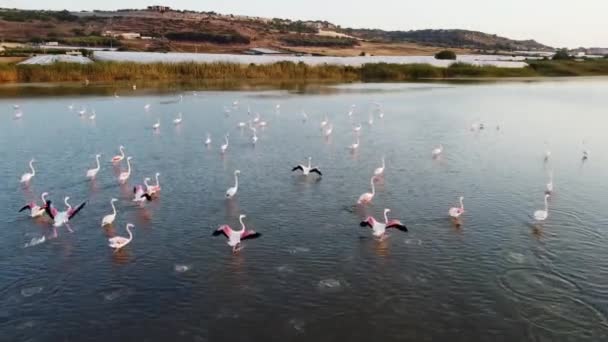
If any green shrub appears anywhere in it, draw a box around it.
[435,50,457,60]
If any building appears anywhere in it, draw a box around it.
[587,48,608,56]
[103,31,141,39]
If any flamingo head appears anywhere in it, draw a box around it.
[384,208,391,215]
[459,196,464,201]
[145,177,151,182]
[545,194,550,199]
[96,154,101,158]
[308,156,312,161]
[111,198,118,202]
[235,170,241,175]
[30,158,35,163]
[239,214,247,220]
[41,192,49,199]
[156,172,160,177]
[126,223,135,229]
[119,145,124,149]
[127,156,133,161]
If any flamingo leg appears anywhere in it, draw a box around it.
[66,223,74,233]
[52,228,58,239]
[233,244,244,253]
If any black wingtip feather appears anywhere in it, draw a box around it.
[19,205,30,212]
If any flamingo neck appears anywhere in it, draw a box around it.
[29,161,35,175]
[234,173,239,190]
[111,201,116,215]
[64,198,71,210]
[144,179,151,188]
[381,158,385,168]
[383,211,389,224]
[126,226,133,241]
[120,147,125,158]
[460,198,464,210]
[544,197,548,211]
[238,217,246,232]
[308,158,312,169]
[95,155,100,169]
[370,178,375,195]
[126,159,131,174]
[155,174,160,186]
[41,193,47,203]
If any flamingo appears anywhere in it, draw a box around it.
[320,115,328,129]
[374,157,385,176]
[19,192,49,218]
[68,103,74,111]
[152,119,160,130]
[360,208,408,239]
[349,136,360,151]
[78,107,86,116]
[20,159,35,184]
[357,176,376,205]
[432,144,443,158]
[348,104,355,117]
[148,173,161,195]
[14,110,23,119]
[225,170,240,198]
[173,112,182,125]
[353,123,362,133]
[449,196,465,218]
[582,150,589,161]
[378,111,384,119]
[546,171,554,194]
[534,194,550,221]
[111,146,125,163]
[13,104,20,110]
[144,104,151,111]
[258,120,267,128]
[238,121,246,128]
[45,196,86,230]
[253,113,260,124]
[212,214,261,252]
[133,180,153,203]
[368,113,374,125]
[292,157,322,176]
[88,110,96,120]
[101,198,118,227]
[544,150,551,162]
[118,157,132,184]
[220,134,229,154]
[205,133,212,146]
[86,154,102,179]
[251,127,258,145]
[301,111,308,122]
[108,223,135,251]
[324,124,333,137]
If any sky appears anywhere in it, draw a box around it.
[2,0,607,48]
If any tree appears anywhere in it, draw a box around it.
[435,50,456,60]
[552,48,571,60]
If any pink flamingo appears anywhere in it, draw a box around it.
[20,158,35,184]
[212,214,262,252]
[357,176,376,205]
[111,146,125,163]
[360,208,408,239]
[19,192,49,218]
[449,196,465,218]
[108,223,135,251]
[147,173,161,195]
[118,157,132,184]
[45,196,86,231]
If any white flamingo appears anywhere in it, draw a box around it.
[292,157,322,176]
[225,170,240,198]
[14,110,23,119]
[205,133,212,146]
[374,157,385,176]
[360,208,408,239]
[45,196,86,230]
[349,136,360,150]
[546,171,554,194]
[320,115,329,129]
[357,176,376,205]
[534,194,550,221]
[353,123,362,133]
[88,110,96,120]
[152,119,160,130]
[86,154,102,179]
[101,198,118,227]
[20,159,35,184]
[221,134,229,154]
[324,124,333,137]
[108,223,135,251]
[144,104,151,111]
[212,214,262,253]
[148,173,161,195]
[432,144,443,158]
[251,127,258,145]
[118,157,132,184]
[173,112,182,125]
[368,113,374,125]
[449,196,465,218]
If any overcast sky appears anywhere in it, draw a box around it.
[2,0,607,48]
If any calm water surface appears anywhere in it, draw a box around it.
[1,80,608,341]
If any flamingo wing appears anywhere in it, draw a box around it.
[241,230,262,241]
[68,201,87,219]
[44,201,55,220]
[212,225,231,238]
[19,204,32,212]
[291,165,304,172]
[359,217,374,228]
[386,219,408,232]
[140,193,152,201]
[310,168,322,176]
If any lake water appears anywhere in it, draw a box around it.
[1,79,608,341]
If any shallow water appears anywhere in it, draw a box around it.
[1,79,608,341]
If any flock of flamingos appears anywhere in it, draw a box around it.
[13,97,589,253]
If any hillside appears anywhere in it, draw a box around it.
[0,8,553,56]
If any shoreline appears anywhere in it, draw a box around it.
[1,60,607,85]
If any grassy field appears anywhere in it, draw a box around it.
[0,59,607,83]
